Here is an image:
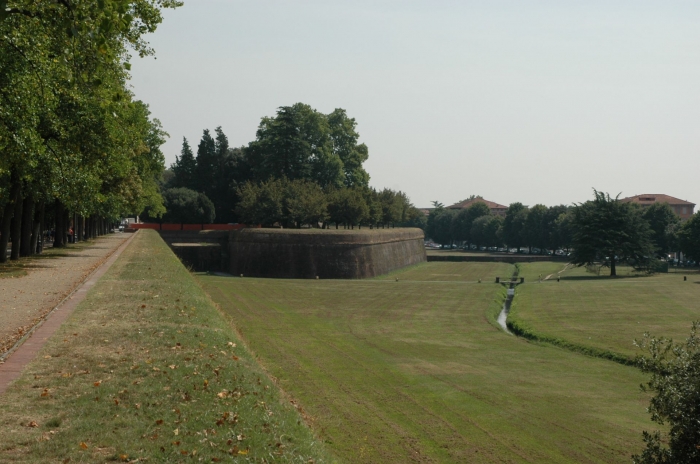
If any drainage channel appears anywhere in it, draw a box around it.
[497,268,520,334]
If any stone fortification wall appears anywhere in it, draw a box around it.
[159,231,228,272]
[228,228,426,279]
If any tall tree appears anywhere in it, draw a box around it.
[678,212,700,262]
[643,203,680,256]
[327,108,370,188]
[503,203,529,249]
[171,138,197,190]
[524,204,548,250]
[453,202,491,244]
[571,190,656,276]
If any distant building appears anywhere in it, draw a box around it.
[447,198,508,217]
[620,194,695,221]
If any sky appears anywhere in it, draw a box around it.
[129,0,700,209]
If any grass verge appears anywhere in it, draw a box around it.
[200,262,651,463]
[0,230,329,463]
[510,263,700,358]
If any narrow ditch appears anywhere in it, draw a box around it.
[497,266,520,334]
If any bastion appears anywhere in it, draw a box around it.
[228,228,426,279]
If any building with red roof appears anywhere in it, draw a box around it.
[620,194,695,221]
[447,197,508,217]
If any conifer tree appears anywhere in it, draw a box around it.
[171,138,197,190]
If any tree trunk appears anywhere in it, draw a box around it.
[37,200,45,253]
[20,194,34,257]
[30,200,43,255]
[54,200,65,248]
[0,173,21,263]
[610,256,617,276]
[10,188,23,260]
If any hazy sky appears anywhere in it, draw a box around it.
[130,0,700,209]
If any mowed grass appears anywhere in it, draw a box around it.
[199,261,652,463]
[375,261,513,282]
[511,263,700,359]
[0,230,329,463]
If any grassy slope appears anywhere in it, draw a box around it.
[199,261,651,463]
[511,263,700,358]
[0,230,329,463]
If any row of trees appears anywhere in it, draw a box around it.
[233,178,422,229]
[0,0,181,262]
[427,199,572,251]
[160,102,426,228]
[427,191,700,276]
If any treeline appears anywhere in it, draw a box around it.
[158,103,426,228]
[427,201,572,251]
[0,0,181,263]
[429,192,700,274]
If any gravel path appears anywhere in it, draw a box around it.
[0,234,127,357]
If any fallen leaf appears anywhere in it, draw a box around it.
[79,442,88,450]
[119,454,128,461]
[156,419,164,425]
[141,304,146,308]
[27,421,38,428]
[169,365,176,370]
[217,391,227,399]
[180,450,188,455]
[40,389,49,397]
[173,428,179,436]
[93,381,101,387]
[238,449,249,455]
[232,356,239,361]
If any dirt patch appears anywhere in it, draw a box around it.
[0,235,127,357]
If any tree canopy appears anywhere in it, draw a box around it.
[0,0,181,261]
[571,190,656,276]
[633,321,700,464]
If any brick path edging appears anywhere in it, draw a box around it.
[0,231,139,395]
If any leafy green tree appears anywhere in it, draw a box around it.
[643,203,680,257]
[544,205,569,251]
[284,180,328,228]
[633,321,700,464]
[327,108,370,187]
[571,190,656,276]
[453,202,491,244]
[503,203,528,249]
[378,188,403,227]
[471,215,502,248]
[524,204,548,250]
[246,104,339,187]
[551,210,574,251]
[678,212,700,262]
[327,187,369,229]
[162,188,215,224]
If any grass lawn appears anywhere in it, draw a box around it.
[511,263,700,359]
[0,230,328,463]
[199,261,652,463]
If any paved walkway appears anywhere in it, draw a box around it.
[0,232,137,394]
[0,234,128,357]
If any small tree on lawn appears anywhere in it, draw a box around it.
[633,321,700,464]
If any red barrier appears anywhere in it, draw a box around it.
[203,224,246,231]
[130,223,159,230]
[160,224,181,231]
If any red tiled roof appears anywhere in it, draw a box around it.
[447,198,508,210]
[620,194,695,207]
